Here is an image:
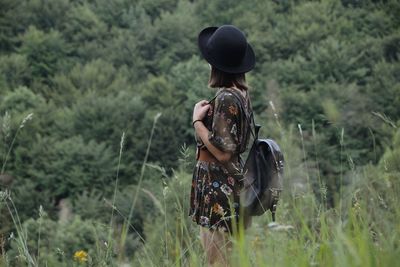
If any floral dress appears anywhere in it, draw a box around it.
[189,87,251,234]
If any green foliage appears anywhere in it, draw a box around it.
[140,0,178,21]
[0,86,45,114]
[0,0,26,52]
[138,0,200,74]
[379,128,400,173]
[23,0,72,31]
[1,0,400,265]
[0,54,30,89]
[63,4,108,45]
[6,213,115,267]
[23,136,116,199]
[18,26,70,84]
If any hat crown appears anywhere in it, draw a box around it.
[198,24,255,73]
[206,25,248,67]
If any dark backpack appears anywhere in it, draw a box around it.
[226,89,284,221]
[240,128,284,220]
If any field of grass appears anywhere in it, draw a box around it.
[1,114,399,267]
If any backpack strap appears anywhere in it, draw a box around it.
[220,87,260,141]
[210,87,260,153]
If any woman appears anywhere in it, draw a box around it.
[189,25,255,266]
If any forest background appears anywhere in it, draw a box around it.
[0,0,399,266]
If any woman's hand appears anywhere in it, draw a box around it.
[193,100,210,122]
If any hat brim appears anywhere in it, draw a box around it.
[198,26,256,74]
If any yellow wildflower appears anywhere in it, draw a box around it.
[73,250,88,263]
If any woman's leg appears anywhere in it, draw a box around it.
[200,227,232,266]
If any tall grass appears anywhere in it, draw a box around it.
[1,108,399,266]
[1,113,36,267]
[133,145,399,267]
[132,104,400,267]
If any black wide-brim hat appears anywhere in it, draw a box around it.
[198,25,255,74]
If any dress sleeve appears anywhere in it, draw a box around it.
[208,91,240,153]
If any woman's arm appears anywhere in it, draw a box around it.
[193,121,232,163]
[192,100,232,163]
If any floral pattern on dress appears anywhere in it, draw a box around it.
[189,87,251,234]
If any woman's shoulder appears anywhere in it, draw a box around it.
[214,87,244,105]
[214,87,250,113]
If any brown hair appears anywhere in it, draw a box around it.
[208,66,249,91]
